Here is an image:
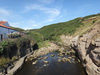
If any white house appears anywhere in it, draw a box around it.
[0,21,17,41]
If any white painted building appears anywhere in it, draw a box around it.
[0,21,17,41]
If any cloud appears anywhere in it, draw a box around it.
[45,8,60,16]
[25,4,61,22]
[37,0,55,4]
[0,7,22,21]
[10,19,39,30]
[0,7,11,20]
[0,7,40,30]
[0,7,10,15]
[0,0,66,30]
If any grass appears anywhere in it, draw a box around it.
[26,30,44,42]
[37,40,50,48]
[0,56,18,66]
[32,13,100,41]
[0,57,10,66]
[33,18,84,41]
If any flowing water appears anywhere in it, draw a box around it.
[15,52,86,75]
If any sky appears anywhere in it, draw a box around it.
[0,0,100,30]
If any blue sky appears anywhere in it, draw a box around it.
[0,0,100,30]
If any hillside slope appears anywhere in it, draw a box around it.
[34,13,100,41]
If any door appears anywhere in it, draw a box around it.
[1,34,3,41]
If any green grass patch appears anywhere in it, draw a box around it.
[0,57,10,66]
[37,40,50,48]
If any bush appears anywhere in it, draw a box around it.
[0,57,10,66]
[8,33,21,38]
[26,31,44,43]
[0,40,8,54]
[0,35,35,56]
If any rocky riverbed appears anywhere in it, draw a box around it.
[14,51,86,75]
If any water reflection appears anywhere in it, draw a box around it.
[15,52,86,75]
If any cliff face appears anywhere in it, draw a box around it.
[71,24,100,75]
[0,41,37,74]
[3,41,36,59]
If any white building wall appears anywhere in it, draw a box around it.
[0,22,18,41]
[0,27,17,41]
[0,27,8,41]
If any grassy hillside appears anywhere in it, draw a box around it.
[33,13,100,41]
[11,27,25,32]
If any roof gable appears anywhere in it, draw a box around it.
[0,24,12,29]
[0,21,7,25]
[0,21,12,29]
[0,21,17,31]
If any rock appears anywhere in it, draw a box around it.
[42,56,48,60]
[72,35,79,46]
[32,60,38,65]
[95,38,100,42]
[71,24,100,75]
[25,59,28,62]
[62,52,66,55]
[44,61,49,64]
[92,40,95,45]
[61,57,71,63]
[68,57,72,59]
[91,48,100,67]
[44,64,48,67]
[50,54,55,57]
[95,42,100,47]
[97,67,100,72]
[58,59,61,62]
[77,59,80,62]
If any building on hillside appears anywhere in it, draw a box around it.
[0,21,17,41]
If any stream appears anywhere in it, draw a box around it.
[14,52,86,75]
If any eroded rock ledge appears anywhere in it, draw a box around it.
[71,24,100,75]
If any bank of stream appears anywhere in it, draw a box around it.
[14,51,86,75]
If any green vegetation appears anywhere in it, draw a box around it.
[0,35,34,55]
[0,35,35,66]
[25,30,51,48]
[0,57,10,66]
[8,33,21,38]
[11,27,25,32]
[35,18,84,41]
[26,30,44,42]
[38,40,50,48]
[82,13,100,19]
[32,13,100,41]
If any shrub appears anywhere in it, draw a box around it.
[0,57,10,66]
[0,40,8,54]
[8,33,21,38]
[0,35,35,56]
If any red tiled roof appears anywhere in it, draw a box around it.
[0,21,7,25]
[0,21,12,29]
[0,24,12,29]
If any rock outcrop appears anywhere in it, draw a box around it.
[0,42,37,75]
[71,24,100,75]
